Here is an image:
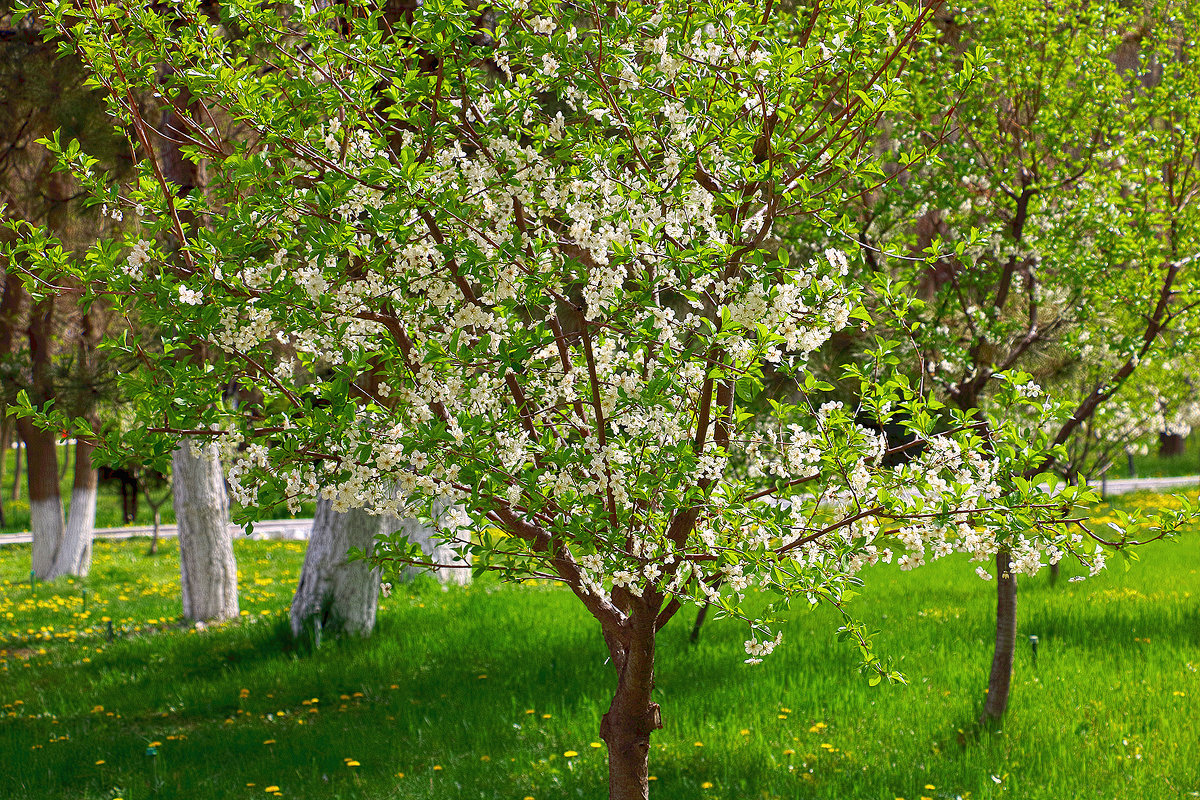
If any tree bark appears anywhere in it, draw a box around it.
[1159,431,1186,457]
[25,421,64,579]
[981,549,1017,721]
[689,601,709,643]
[290,497,382,638]
[46,436,97,579]
[172,440,238,622]
[600,603,661,800]
[0,417,10,527]
[388,499,472,585]
[22,297,63,579]
[10,436,21,502]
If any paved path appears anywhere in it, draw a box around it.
[0,518,313,546]
[1088,475,1200,495]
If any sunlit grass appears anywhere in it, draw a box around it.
[0,498,1197,799]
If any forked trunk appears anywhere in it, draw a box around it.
[172,440,239,621]
[290,497,383,638]
[47,437,98,579]
[981,549,1017,721]
[600,604,661,800]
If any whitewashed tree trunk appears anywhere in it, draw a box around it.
[24,424,64,580]
[388,499,472,586]
[47,438,97,579]
[172,440,239,622]
[289,497,382,638]
[289,495,472,641]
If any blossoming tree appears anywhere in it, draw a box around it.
[13,0,1125,795]
[842,0,1200,720]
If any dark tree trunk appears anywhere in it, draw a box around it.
[23,297,64,579]
[0,417,9,527]
[981,549,1017,721]
[59,438,71,479]
[600,602,662,800]
[148,511,161,556]
[689,602,709,643]
[1158,431,1186,457]
[10,436,20,502]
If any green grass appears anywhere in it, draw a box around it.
[1122,431,1200,479]
[0,501,1198,799]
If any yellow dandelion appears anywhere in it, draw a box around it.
[701,782,714,789]
[262,739,276,745]
[264,787,279,793]
[694,741,704,747]
[590,742,602,749]
[739,729,750,736]
[345,760,360,767]
[94,760,105,765]
[563,750,579,757]
[432,765,442,771]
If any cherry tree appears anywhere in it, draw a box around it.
[844,0,1200,720]
[13,0,1135,795]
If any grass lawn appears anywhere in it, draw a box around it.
[0,496,1197,799]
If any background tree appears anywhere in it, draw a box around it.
[849,0,1200,719]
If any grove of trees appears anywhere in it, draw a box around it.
[3,0,1198,798]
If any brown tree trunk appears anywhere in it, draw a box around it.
[23,419,63,578]
[600,602,662,800]
[981,549,1017,721]
[0,417,9,527]
[1159,431,1186,457]
[23,297,64,579]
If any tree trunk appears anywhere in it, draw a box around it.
[600,604,661,800]
[0,417,9,527]
[148,510,160,556]
[388,499,472,585]
[1158,431,1186,457]
[172,440,238,622]
[10,436,21,502]
[981,549,1017,721]
[690,602,710,643]
[22,421,63,579]
[22,297,63,579]
[290,497,382,638]
[47,437,97,579]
